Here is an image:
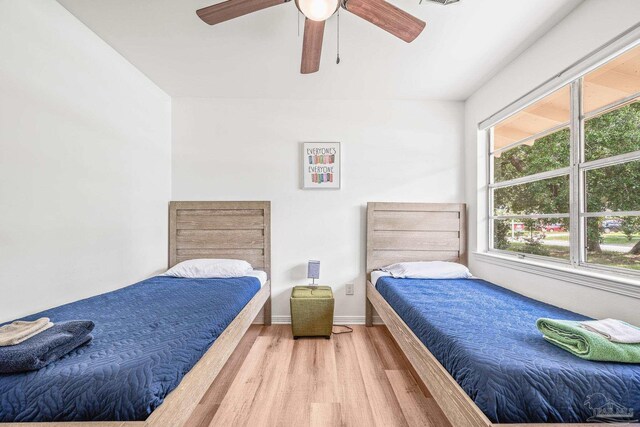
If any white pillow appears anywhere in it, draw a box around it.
[162,259,253,279]
[381,261,472,279]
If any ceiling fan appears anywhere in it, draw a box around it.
[196,0,426,74]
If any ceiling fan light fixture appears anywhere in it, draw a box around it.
[295,0,339,21]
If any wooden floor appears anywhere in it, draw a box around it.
[184,325,451,427]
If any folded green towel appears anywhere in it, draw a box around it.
[536,318,640,363]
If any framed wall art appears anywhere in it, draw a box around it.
[302,142,341,189]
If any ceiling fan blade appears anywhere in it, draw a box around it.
[342,0,425,43]
[197,0,286,25]
[301,19,325,74]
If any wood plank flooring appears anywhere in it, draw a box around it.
[185,325,451,427]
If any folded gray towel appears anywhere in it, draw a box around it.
[0,320,94,373]
[0,317,53,346]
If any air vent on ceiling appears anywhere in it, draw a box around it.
[420,0,459,4]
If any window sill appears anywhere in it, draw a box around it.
[473,251,640,300]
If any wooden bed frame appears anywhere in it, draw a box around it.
[5,201,271,427]
[364,202,593,427]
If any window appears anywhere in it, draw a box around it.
[488,44,640,275]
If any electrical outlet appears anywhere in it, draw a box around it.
[346,283,354,295]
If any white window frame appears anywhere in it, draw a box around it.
[479,24,640,287]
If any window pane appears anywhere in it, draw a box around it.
[584,101,640,162]
[584,44,640,115]
[493,175,569,216]
[494,128,569,182]
[493,218,569,260]
[492,85,570,152]
[585,160,640,212]
[585,216,640,271]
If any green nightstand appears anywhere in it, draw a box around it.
[290,286,334,339]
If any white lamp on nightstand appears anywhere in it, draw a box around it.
[307,260,320,286]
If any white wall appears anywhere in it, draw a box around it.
[0,1,171,322]
[172,98,464,322]
[464,0,640,324]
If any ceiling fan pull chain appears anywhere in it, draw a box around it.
[336,9,341,64]
[297,10,300,37]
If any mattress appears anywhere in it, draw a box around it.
[246,270,268,286]
[370,270,391,286]
[376,277,640,423]
[0,275,261,422]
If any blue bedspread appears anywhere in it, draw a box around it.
[0,276,261,422]
[376,277,640,423]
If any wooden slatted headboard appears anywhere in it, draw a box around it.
[366,202,467,274]
[169,201,271,278]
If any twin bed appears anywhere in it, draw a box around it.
[0,201,272,426]
[1,201,639,426]
[365,202,640,426]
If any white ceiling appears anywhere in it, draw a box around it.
[57,0,583,100]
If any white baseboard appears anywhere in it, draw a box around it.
[269,315,384,325]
